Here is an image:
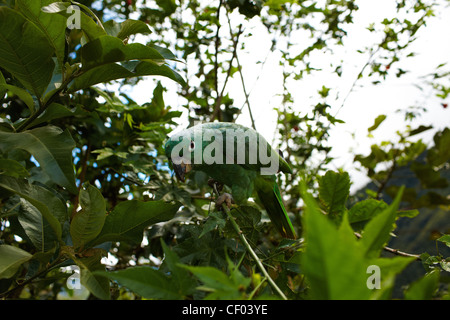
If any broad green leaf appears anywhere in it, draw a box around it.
[361,186,404,259]
[117,19,151,40]
[95,266,182,299]
[80,36,164,71]
[69,60,186,92]
[27,103,74,128]
[180,263,250,300]
[368,114,386,132]
[0,125,77,194]
[18,198,59,252]
[181,265,236,291]
[0,159,30,178]
[348,199,388,224]
[0,84,35,113]
[0,175,67,240]
[160,239,196,296]
[70,184,107,250]
[300,182,372,300]
[17,0,67,72]
[42,2,106,42]
[404,269,440,300]
[0,7,55,98]
[0,244,33,279]
[319,170,350,216]
[91,200,181,246]
[75,252,111,300]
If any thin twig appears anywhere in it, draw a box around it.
[211,184,288,300]
[354,232,421,260]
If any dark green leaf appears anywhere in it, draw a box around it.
[0,244,33,279]
[0,7,55,98]
[17,0,67,72]
[91,200,181,246]
[18,198,59,252]
[0,159,29,178]
[95,266,183,299]
[70,184,107,250]
[0,126,77,194]
[0,176,67,240]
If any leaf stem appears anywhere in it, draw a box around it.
[212,184,288,300]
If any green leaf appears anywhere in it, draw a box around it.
[70,184,107,250]
[407,125,433,137]
[69,60,186,92]
[41,2,106,42]
[17,0,67,73]
[0,159,30,178]
[300,182,372,300]
[27,103,74,128]
[0,71,6,99]
[348,199,388,224]
[95,266,184,299]
[18,198,59,252]
[404,269,440,300]
[117,19,151,40]
[75,252,111,300]
[80,36,164,71]
[91,200,181,246]
[181,265,245,299]
[160,240,196,296]
[427,128,450,167]
[369,256,415,300]
[437,234,450,248]
[361,186,404,259]
[368,114,387,132]
[0,7,55,98]
[0,244,33,279]
[0,176,67,240]
[0,125,77,194]
[0,84,35,113]
[319,170,350,216]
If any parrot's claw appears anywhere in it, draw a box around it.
[216,192,235,210]
[208,178,223,193]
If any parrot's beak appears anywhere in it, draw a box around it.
[172,160,192,182]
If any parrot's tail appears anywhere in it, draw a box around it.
[256,182,297,239]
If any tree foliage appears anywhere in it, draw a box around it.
[0,0,449,300]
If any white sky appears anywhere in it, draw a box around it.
[125,0,450,192]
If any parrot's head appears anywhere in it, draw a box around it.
[164,127,197,182]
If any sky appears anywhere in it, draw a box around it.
[124,0,450,193]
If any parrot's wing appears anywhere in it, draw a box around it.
[255,176,296,239]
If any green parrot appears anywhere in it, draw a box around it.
[164,122,296,239]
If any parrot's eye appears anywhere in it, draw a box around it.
[189,140,195,152]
